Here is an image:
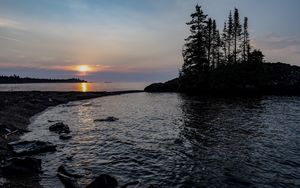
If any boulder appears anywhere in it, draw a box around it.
[49,122,70,134]
[8,140,56,156]
[94,117,119,122]
[121,181,139,188]
[59,134,72,140]
[57,173,81,188]
[58,165,84,178]
[1,157,41,176]
[86,174,118,188]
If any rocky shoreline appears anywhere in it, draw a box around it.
[0,91,142,187]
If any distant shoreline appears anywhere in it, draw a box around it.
[0,82,87,84]
[0,75,87,84]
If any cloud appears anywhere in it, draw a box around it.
[0,17,23,30]
[253,33,300,65]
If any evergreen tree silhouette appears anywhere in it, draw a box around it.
[206,18,213,66]
[233,8,242,63]
[227,11,233,63]
[182,4,208,77]
[222,22,228,64]
[242,17,250,63]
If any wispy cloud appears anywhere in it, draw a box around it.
[253,33,300,64]
[0,17,24,30]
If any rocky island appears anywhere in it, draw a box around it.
[145,6,300,95]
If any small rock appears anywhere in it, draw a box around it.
[58,173,81,188]
[1,157,41,176]
[59,134,72,140]
[94,117,119,122]
[49,122,70,134]
[121,181,139,188]
[86,174,118,188]
[8,140,56,156]
[58,165,84,178]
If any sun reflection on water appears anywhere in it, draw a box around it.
[79,83,90,92]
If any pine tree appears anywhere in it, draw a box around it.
[206,18,213,66]
[182,4,208,76]
[242,17,250,63]
[211,20,218,69]
[233,8,242,63]
[227,11,233,63]
[216,30,222,67]
[222,22,227,64]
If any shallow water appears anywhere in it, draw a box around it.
[21,93,300,187]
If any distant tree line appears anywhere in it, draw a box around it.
[181,5,264,78]
[0,75,86,84]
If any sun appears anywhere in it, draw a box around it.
[77,65,91,73]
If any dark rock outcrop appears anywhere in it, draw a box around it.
[94,117,119,122]
[86,174,118,188]
[145,63,300,95]
[8,140,56,156]
[49,122,70,134]
[144,78,179,92]
[1,157,41,176]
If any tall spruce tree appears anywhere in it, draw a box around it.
[233,8,242,63]
[222,22,228,64]
[227,11,233,63]
[206,18,213,66]
[211,20,218,69]
[242,17,250,63]
[182,5,208,77]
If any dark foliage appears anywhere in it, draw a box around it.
[0,75,86,84]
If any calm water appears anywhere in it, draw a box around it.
[21,93,300,187]
[0,82,147,92]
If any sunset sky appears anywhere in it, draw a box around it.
[0,0,299,82]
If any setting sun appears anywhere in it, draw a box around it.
[78,65,91,73]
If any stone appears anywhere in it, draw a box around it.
[120,181,139,188]
[8,140,56,156]
[57,173,81,188]
[85,174,118,188]
[94,117,119,122]
[57,165,84,178]
[59,133,72,140]
[49,122,70,134]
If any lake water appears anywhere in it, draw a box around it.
[21,93,300,187]
[0,82,148,92]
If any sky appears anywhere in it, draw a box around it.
[0,0,299,82]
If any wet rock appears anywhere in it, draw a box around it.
[8,140,56,156]
[49,122,70,134]
[94,117,119,122]
[58,165,84,178]
[1,157,41,176]
[86,174,118,188]
[59,133,72,140]
[121,181,139,188]
[57,173,81,188]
